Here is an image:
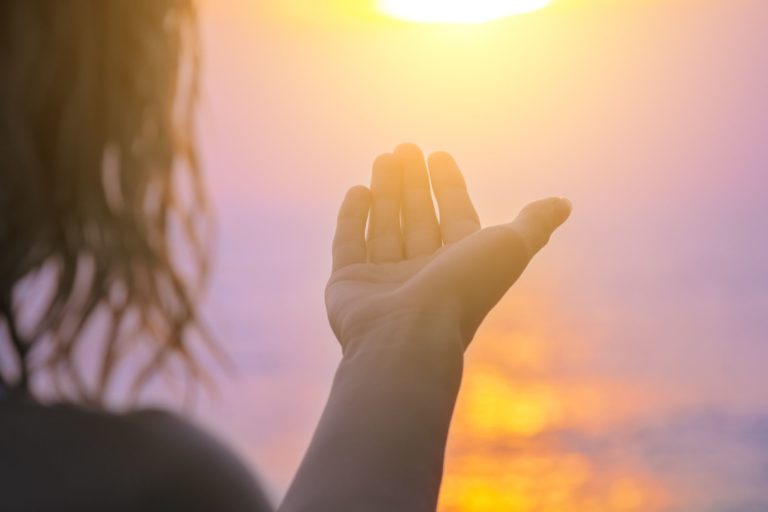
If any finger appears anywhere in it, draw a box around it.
[368,153,404,263]
[428,151,481,244]
[394,143,441,258]
[507,197,572,259]
[412,197,571,343]
[457,197,572,299]
[456,197,571,289]
[332,186,371,272]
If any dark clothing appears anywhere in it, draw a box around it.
[0,396,273,512]
[0,337,462,512]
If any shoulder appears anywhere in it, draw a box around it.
[0,399,273,512]
[129,407,275,511]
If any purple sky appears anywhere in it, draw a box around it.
[186,0,768,507]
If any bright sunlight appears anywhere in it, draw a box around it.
[378,0,552,24]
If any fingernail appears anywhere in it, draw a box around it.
[555,198,572,224]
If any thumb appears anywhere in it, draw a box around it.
[508,197,572,260]
[417,197,571,344]
[448,196,572,292]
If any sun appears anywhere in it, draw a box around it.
[378,0,552,24]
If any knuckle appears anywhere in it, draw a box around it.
[491,224,536,259]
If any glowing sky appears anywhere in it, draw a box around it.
[190,0,768,509]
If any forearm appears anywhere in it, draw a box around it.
[279,328,464,512]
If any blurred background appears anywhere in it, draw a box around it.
[190,0,768,510]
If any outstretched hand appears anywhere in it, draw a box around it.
[285,146,570,510]
[326,143,571,354]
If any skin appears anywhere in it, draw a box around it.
[280,143,570,512]
[326,143,571,350]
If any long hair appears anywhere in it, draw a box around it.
[0,0,213,405]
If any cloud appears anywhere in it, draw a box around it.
[550,409,768,511]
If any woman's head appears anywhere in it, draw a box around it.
[0,0,209,404]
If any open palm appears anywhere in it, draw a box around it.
[326,144,571,352]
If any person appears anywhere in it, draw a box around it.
[0,2,571,511]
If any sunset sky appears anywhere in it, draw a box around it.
[187,0,768,509]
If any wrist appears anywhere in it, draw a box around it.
[341,305,464,359]
[339,312,465,393]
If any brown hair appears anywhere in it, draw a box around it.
[0,0,212,405]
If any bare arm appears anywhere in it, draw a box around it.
[279,144,571,512]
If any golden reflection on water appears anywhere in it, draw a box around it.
[439,305,668,511]
[440,428,667,511]
[459,373,562,437]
